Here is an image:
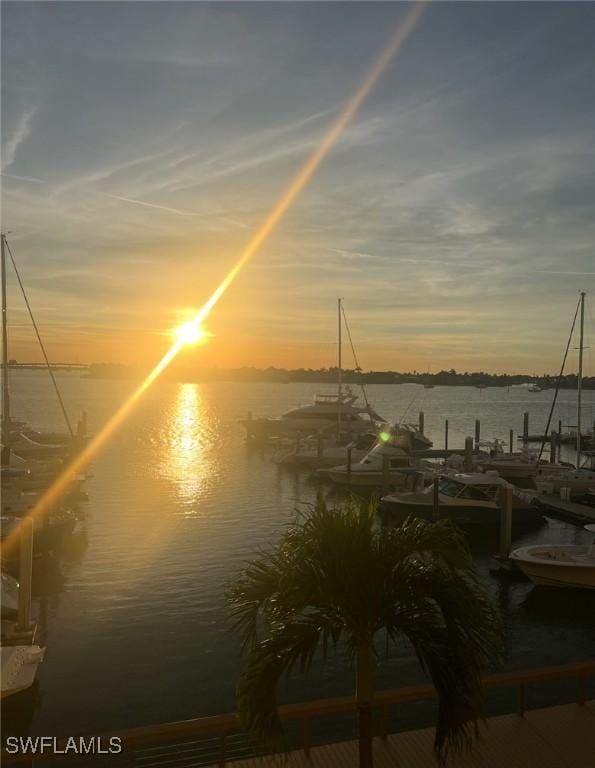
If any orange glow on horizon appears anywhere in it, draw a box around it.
[1,3,426,554]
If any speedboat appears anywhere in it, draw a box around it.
[509,525,595,589]
[240,388,385,442]
[380,472,542,525]
[276,432,377,469]
[324,441,414,487]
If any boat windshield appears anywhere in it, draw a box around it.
[438,479,464,497]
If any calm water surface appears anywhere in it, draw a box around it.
[4,372,595,736]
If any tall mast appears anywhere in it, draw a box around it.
[576,291,585,467]
[337,297,342,434]
[1,233,10,466]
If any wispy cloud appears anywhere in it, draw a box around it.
[2,107,36,169]
[104,193,197,217]
[1,172,45,184]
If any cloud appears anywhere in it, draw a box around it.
[104,193,197,217]
[2,107,36,169]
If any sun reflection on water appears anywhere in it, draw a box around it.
[164,383,214,510]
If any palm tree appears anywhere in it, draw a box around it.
[226,499,503,767]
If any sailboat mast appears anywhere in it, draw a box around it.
[576,291,585,467]
[337,297,342,433]
[1,233,10,465]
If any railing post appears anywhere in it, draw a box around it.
[517,684,526,717]
[302,716,311,757]
[577,674,586,706]
[219,733,227,767]
[380,704,388,741]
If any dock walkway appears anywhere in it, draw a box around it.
[216,701,595,768]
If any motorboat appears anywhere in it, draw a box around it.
[323,440,414,488]
[527,383,542,393]
[241,389,385,442]
[389,423,433,453]
[534,468,595,500]
[275,431,377,469]
[1,645,45,698]
[475,443,572,484]
[380,472,542,525]
[509,525,595,589]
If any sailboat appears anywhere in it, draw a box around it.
[240,299,386,442]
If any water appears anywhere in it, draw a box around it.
[3,372,595,737]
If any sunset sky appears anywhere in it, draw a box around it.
[2,2,594,373]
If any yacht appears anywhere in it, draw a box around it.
[380,472,542,525]
[510,525,595,589]
[240,389,385,441]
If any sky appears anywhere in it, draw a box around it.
[1,1,594,373]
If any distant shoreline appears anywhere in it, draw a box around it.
[79,364,595,389]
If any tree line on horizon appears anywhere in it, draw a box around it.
[86,363,595,389]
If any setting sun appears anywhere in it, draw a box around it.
[174,320,207,346]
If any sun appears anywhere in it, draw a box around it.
[174,321,207,346]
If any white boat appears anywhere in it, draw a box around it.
[1,645,45,698]
[527,383,542,393]
[509,525,595,589]
[380,472,542,525]
[534,468,595,499]
[324,440,415,487]
[275,432,377,469]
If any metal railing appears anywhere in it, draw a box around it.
[3,659,594,767]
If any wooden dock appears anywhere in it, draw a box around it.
[529,492,595,524]
[218,701,595,768]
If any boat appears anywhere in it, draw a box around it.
[380,472,542,525]
[1,573,19,619]
[240,300,386,441]
[1,645,45,698]
[534,468,595,500]
[423,383,434,389]
[275,431,377,469]
[323,440,416,488]
[509,525,595,589]
[527,383,542,393]
[475,384,488,389]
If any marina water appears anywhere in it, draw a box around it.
[3,371,595,736]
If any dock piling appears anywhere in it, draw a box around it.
[523,412,529,441]
[432,476,440,518]
[475,419,481,448]
[464,437,473,472]
[17,518,34,633]
[499,486,513,560]
[418,411,425,435]
[509,429,514,453]
[444,419,449,451]
[382,454,390,495]
[347,447,352,488]
[317,432,324,461]
[550,431,558,464]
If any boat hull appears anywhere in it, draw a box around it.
[380,498,543,526]
[512,560,595,589]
